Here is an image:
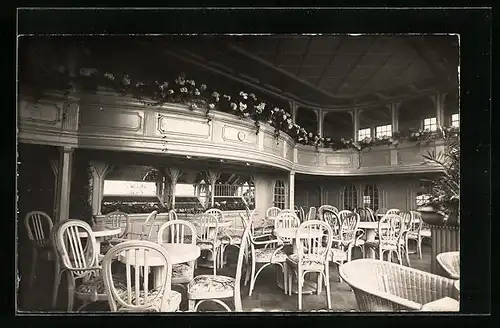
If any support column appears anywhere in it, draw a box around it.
[391,102,401,132]
[50,160,59,220]
[353,108,360,142]
[55,147,74,222]
[290,101,298,123]
[89,161,113,216]
[431,93,446,127]
[289,171,295,209]
[319,186,324,206]
[165,168,183,210]
[317,109,324,137]
[206,170,221,208]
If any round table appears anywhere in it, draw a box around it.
[118,243,201,289]
[273,227,324,295]
[78,226,122,260]
[357,222,389,259]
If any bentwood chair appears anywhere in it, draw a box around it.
[127,210,158,241]
[366,214,405,264]
[436,251,460,280]
[102,240,181,312]
[286,220,334,311]
[274,212,301,245]
[193,213,221,276]
[409,211,431,259]
[186,219,251,312]
[54,220,125,312]
[100,211,131,253]
[317,205,338,219]
[306,207,317,221]
[24,211,54,288]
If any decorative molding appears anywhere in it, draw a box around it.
[157,114,210,139]
[298,151,319,166]
[221,125,257,145]
[19,100,62,125]
[325,154,352,166]
[80,106,143,132]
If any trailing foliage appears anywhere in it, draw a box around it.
[69,150,95,225]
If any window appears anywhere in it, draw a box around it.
[451,113,459,128]
[416,181,432,207]
[416,194,430,206]
[358,128,371,140]
[273,180,286,209]
[343,184,358,210]
[375,124,392,138]
[423,117,437,131]
[363,184,379,210]
[103,180,157,196]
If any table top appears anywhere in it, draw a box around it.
[274,228,323,239]
[194,220,232,228]
[358,222,389,229]
[420,297,460,312]
[79,226,122,238]
[118,243,201,266]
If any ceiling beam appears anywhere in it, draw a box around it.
[297,37,314,77]
[330,36,378,94]
[316,37,346,87]
[374,92,389,100]
[226,43,353,100]
[404,36,455,85]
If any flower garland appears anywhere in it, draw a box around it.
[24,68,458,152]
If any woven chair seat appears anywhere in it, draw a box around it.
[119,289,182,312]
[219,234,242,245]
[436,252,460,279]
[287,254,326,271]
[76,274,127,301]
[172,263,194,284]
[187,275,235,299]
[365,240,400,250]
[197,240,221,249]
[254,248,287,263]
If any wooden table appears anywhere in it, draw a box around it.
[358,222,389,259]
[273,227,324,295]
[78,225,122,261]
[118,243,201,289]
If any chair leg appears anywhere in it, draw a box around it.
[188,300,196,311]
[417,237,423,259]
[29,248,38,288]
[316,273,323,295]
[248,257,257,296]
[212,249,217,276]
[405,239,411,267]
[324,269,332,310]
[283,264,288,295]
[52,262,62,308]
[297,271,303,311]
[67,273,75,312]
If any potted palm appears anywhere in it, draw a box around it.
[417,126,460,274]
[418,126,460,226]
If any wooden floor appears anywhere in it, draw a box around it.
[16,243,432,313]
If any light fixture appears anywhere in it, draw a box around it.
[246,162,250,166]
[186,156,192,159]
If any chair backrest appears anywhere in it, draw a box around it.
[338,210,353,221]
[296,220,333,264]
[104,211,130,239]
[274,212,300,229]
[266,206,281,218]
[141,210,158,241]
[317,205,338,218]
[55,220,98,278]
[192,213,219,243]
[378,214,404,243]
[102,240,173,312]
[157,219,197,245]
[436,251,460,279]
[24,211,54,248]
[339,212,361,246]
[365,207,376,221]
[233,217,253,312]
[299,207,307,222]
[205,208,224,221]
[168,210,178,221]
[356,208,371,222]
[321,209,341,238]
[375,207,388,216]
[408,211,423,234]
[306,207,317,221]
[279,209,296,216]
[399,212,413,234]
[386,208,400,215]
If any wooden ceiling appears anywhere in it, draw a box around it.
[160,35,458,109]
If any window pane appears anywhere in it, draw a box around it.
[358,128,371,140]
[451,113,459,127]
[424,117,437,131]
[375,124,392,138]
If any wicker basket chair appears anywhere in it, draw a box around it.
[436,251,460,279]
[339,259,458,311]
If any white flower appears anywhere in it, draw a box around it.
[239,102,247,111]
[175,76,186,85]
[194,89,200,96]
[223,94,231,101]
[287,118,292,124]
[180,87,188,93]
[167,89,174,94]
[187,80,196,86]
[283,114,287,120]
[288,124,293,129]
[239,91,248,99]
[209,103,215,109]
[200,84,207,91]
[243,113,250,117]
[190,103,198,110]
[230,102,237,110]
[249,93,257,100]
[104,72,115,80]
[212,91,220,97]
[159,81,168,90]
[122,74,131,85]
[308,132,313,137]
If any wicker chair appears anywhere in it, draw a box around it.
[339,259,458,311]
[436,251,460,279]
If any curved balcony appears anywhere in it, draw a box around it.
[18,91,443,176]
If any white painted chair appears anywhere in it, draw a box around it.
[193,213,221,276]
[409,211,431,259]
[205,208,224,221]
[102,240,181,312]
[386,208,401,215]
[274,212,300,245]
[157,220,197,294]
[54,220,110,311]
[168,209,178,221]
[286,220,334,311]
[24,211,54,288]
[141,210,158,241]
[266,206,281,220]
[318,205,338,218]
[186,218,251,312]
[366,214,405,264]
[299,207,307,222]
[306,207,317,221]
[100,211,131,253]
[436,251,460,280]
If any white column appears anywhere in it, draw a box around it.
[89,161,112,216]
[318,109,324,137]
[55,147,74,222]
[289,171,295,209]
[50,160,59,220]
[353,108,359,142]
[319,186,324,205]
[290,101,298,123]
[391,102,400,132]
[437,93,446,127]
[165,168,183,210]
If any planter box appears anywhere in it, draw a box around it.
[429,224,460,275]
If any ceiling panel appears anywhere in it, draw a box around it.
[298,66,325,79]
[307,37,343,53]
[278,54,303,66]
[339,37,375,54]
[280,38,311,54]
[357,54,391,66]
[302,54,333,66]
